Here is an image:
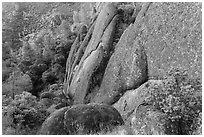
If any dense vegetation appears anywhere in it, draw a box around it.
[2,2,79,134]
[144,68,202,134]
[2,2,202,135]
[2,2,77,97]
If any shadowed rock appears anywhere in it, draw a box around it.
[39,103,124,135]
[39,107,70,135]
[64,103,124,134]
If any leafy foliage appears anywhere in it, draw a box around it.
[144,68,202,134]
[2,92,50,135]
[2,3,79,134]
[2,2,79,97]
[2,60,12,82]
[42,70,58,84]
[2,72,33,97]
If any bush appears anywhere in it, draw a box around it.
[42,70,58,84]
[2,92,50,135]
[144,68,202,135]
[2,72,33,97]
[2,60,12,81]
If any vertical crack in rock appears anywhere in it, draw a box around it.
[91,3,152,105]
[66,3,118,104]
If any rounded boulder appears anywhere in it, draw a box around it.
[39,103,124,135]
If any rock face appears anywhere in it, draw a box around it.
[113,80,164,120]
[90,3,152,105]
[39,103,124,135]
[143,2,202,79]
[67,3,118,104]
[91,24,148,105]
[58,2,201,135]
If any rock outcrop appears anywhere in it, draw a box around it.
[91,24,148,105]
[66,3,118,104]
[143,3,202,79]
[39,103,124,135]
[91,3,151,105]
[61,2,202,135]
[112,79,181,135]
[113,80,164,120]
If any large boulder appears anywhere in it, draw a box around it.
[112,80,172,135]
[63,103,124,134]
[39,103,124,135]
[126,105,171,135]
[113,80,164,120]
[39,107,70,135]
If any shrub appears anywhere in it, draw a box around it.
[144,68,202,135]
[2,91,50,135]
[2,72,33,97]
[2,60,12,81]
[42,70,58,84]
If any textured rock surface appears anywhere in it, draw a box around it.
[143,2,202,79]
[92,24,148,105]
[126,104,184,135]
[68,3,118,104]
[64,103,124,134]
[113,80,164,120]
[127,105,169,135]
[63,20,95,95]
[90,3,151,105]
[39,103,124,135]
[39,107,70,135]
[63,36,81,95]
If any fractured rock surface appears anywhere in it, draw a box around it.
[90,3,151,105]
[68,3,118,104]
[92,24,148,105]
